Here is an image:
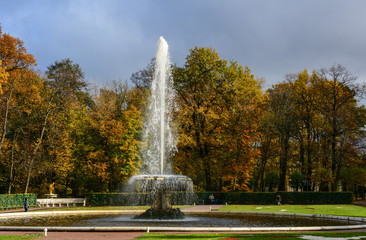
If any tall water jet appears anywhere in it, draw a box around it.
[128,37,193,219]
[141,36,176,175]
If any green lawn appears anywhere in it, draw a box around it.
[20,204,366,218]
[136,232,366,240]
[218,204,366,217]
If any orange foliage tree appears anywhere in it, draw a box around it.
[173,47,262,191]
[0,25,46,193]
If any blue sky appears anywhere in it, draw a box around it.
[1,0,366,89]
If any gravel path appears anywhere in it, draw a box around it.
[182,204,224,211]
[0,203,365,239]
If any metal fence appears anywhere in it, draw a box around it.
[0,194,37,209]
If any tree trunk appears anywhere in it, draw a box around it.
[204,159,212,190]
[306,126,313,187]
[8,132,18,194]
[278,136,289,191]
[233,177,236,191]
[256,155,268,192]
[299,139,305,175]
[0,80,16,151]
[331,131,337,192]
[24,100,52,193]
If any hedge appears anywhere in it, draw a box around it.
[89,191,352,206]
[196,192,353,205]
[0,194,37,209]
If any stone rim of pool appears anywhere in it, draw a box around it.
[0,210,365,232]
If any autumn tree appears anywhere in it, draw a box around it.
[46,58,91,106]
[266,82,298,191]
[258,65,366,192]
[289,70,321,190]
[314,64,366,191]
[0,25,45,193]
[0,25,38,152]
[0,60,8,94]
[53,80,143,196]
[91,81,142,191]
[130,58,155,90]
[173,47,261,191]
[252,95,278,192]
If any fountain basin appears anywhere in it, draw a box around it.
[128,175,193,219]
[0,210,364,228]
[128,175,193,193]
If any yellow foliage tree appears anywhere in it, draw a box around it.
[173,47,262,191]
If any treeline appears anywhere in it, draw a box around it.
[0,26,143,196]
[1,26,365,196]
[171,48,366,194]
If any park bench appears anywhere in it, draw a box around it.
[37,198,86,208]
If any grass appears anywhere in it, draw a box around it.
[217,204,366,217]
[2,204,365,218]
[0,234,43,239]
[136,232,366,240]
[9,204,363,217]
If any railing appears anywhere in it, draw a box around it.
[0,194,37,209]
[37,198,86,208]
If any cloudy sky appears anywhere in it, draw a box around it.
[1,0,366,88]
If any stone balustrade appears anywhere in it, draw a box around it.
[37,198,86,208]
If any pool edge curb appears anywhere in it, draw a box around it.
[0,209,365,232]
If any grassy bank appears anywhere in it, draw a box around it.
[218,204,366,217]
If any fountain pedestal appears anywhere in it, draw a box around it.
[129,175,193,219]
[152,191,171,211]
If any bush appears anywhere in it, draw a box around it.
[289,172,305,191]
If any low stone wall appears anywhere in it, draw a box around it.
[37,198,86,208]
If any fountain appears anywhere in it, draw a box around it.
[128,37,193,219]
[0,37,363,233]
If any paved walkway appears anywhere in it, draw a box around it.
[354,200,366,207]
[0,203,365,239]
[183,204,224,211]
[2,228,366,240]
[0,231,144,240]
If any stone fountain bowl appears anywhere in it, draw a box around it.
[128,174,193,193]
[127,174,194,219]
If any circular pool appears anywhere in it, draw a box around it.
[0,211,364,228]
